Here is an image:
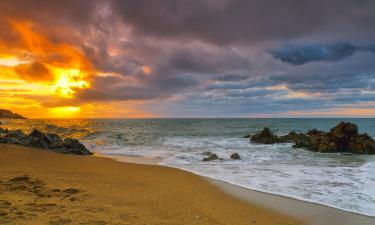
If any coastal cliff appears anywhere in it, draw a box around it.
[0,109,25,119]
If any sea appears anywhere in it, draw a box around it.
[1,118,375,217]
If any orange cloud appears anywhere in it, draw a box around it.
[0,20,95,98]
[14,62,53,82]
[0,19,99,117]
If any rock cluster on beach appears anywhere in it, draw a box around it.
[246,122,375,155]
[0,128,92,155]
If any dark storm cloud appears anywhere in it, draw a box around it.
[166,48,251,74]
[214,74,249,82]
[269,42,375,65]
[270,43,362,65]
[74,73,198,102]
[111,0,375,45]
[268,52,375,93]
[0,0,98,26]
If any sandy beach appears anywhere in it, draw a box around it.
[0,144,305,225]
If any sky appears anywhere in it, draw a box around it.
[0,0,375,118]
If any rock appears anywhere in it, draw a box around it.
[29,129,51,148]
[0,109,25,119]
[63,138,92,155]
[246,122,375,155]
[292,122,375,154]
[329,122,358,151]
[0,130,31,145]
[307,129,325,136]
[331,122,358,136]
[0,126,7,134]
[203,154,222,161]
[230,153,241,160]
[250,127,281,144]
[4,129,27,138]
[0,128,92,155]
[46,133,64,149]
[347,133,375,154]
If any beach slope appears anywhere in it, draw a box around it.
[0,144,304,225]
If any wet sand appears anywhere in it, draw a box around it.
[107,154,375,225]
[0,144,304,225]
[211,180,375,225]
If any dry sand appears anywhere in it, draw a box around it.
[0,144,305,225]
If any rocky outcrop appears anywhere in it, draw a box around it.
[0,128,92,155]
[230,153,241,160]
[250,127,282,144]
[247,122,375,155]
[0,127,8,134]
[0,109,25,119]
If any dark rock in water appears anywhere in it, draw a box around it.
[248,122,375,155]
[307,129,325,136]
[320,122,375,154]
[329,122,358,151]
[295,122,366,154]
[0,128,92,155]
[203,153,222,161]
[243,134,251,138]
[230,153,241,160]
[250,127,282,144]
[0,109,25,119]
[0,126,8,134]
[347,133,375,154]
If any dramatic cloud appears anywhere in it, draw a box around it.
[111,0,375,45]
[0,0,375,117]
[214,74,249,82]
[14,62,53,82]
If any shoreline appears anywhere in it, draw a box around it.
[102,154,375,225]
[211,179,375,225]
[0,144,305,225]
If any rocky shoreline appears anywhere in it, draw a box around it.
[0,127,92,155]
[247,122,375,155]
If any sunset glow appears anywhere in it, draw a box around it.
[52,68,89,98]
[49,106,81,118]
[0,19,99,117]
